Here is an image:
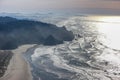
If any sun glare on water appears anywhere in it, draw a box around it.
[95,16,120,50]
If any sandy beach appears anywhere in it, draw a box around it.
[0,45,35,80]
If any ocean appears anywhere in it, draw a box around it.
[23,14,120,80]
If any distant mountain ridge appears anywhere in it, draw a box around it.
[0,16,74,50]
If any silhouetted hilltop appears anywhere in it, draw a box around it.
[0,16,17,23]
[0,16,74,50]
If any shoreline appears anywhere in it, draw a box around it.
[0,44,35,80]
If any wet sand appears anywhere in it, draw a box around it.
[0,45,35,80]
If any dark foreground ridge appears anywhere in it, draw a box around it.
[0,16,74,50]
[0,51,13,77]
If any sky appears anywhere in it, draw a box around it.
[0,0,120,15]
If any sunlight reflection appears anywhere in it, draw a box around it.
[96,16,120,50]
[97,16,120,23]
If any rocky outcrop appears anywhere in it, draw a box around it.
[0,17,74,50]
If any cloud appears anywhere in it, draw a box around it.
[0,0,120,15]
[105,0,120,1]
[93,0,120,1]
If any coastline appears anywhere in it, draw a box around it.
[0,44,35,80]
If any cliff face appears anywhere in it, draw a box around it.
[0,17,74,50]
